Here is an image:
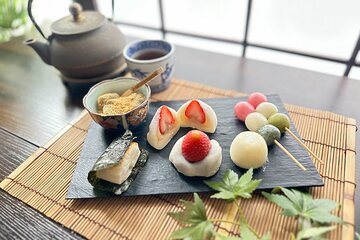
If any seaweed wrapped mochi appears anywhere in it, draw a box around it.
[88,130,149,195]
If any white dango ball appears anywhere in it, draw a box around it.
[230,131,268,169]
[245,112,268,132]
[256,102,278,119]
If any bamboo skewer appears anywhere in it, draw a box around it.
[285,127,324,164]
[121,67,163,97]
[274,140,307,171]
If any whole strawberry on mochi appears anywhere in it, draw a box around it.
[181,130,211,162]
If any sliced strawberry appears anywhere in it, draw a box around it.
[182,130,211,163]
[159,106,175,135]
[185,99,206,124]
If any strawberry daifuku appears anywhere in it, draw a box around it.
[169,130,222,177]
[247,92,267,108]
[147,105,180,150]
[234,101,255,121]
[177,99,217,133]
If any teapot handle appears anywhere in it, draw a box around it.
[27,0,48,41]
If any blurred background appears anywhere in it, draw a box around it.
[2,0,359,79]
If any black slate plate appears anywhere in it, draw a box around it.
[67,95,323,199]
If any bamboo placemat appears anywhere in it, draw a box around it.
[0,79,356,240]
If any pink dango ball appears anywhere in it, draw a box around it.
[248,92,267,108]
[234,101,255,121]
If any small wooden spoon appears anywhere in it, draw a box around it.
[121,67,163,97]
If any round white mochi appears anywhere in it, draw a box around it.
[245,112,268,132]
[230,131,268,169]
[169,137,222,177]
[256,102,278,119]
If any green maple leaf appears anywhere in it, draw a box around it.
[304,198,343,224]
[262,187,343,225]
[262,191,300,217]
[260,232,272,240]
[239,218,271,240]
[240,223,258,240]
[204,169,262,201]
[168,193,215,240]
[295,226,335,240]
[215,233,242,240]
[263,187,343,240]
[215,226,271,240]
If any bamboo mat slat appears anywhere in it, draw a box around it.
[0,79,356,240]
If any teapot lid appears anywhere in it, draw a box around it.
[51,3,106,35]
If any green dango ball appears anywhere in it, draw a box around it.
[257,125,281,146]
[268,113,290,133]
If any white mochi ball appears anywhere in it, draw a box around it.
[245,112,268,132]
[256,102,278,119]
[230,131,268,169]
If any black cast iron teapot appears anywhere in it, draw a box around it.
[25,1,126,79]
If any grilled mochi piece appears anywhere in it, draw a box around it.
[88,130,149,195]
[147,105,180,150]
[177,99,217,133]
[95,142,140,184]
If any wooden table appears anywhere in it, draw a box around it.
[0,37,358,239]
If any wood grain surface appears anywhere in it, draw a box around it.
[0,129,83,240]
[0,43,83,146]
[0,129,37,179]
[0,37,359,238]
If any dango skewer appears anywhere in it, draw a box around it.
[268,113,324,165]
[284,127,324,164]
[244,111,306,171]
[234,94,307,171]
[249,96,323,165]
[273,140,307,171]
[256,124,307,171]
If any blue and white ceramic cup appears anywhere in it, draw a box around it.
[123,40,175,93]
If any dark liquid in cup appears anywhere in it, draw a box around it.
[135,51,166,60]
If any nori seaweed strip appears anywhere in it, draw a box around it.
[90,130,134,172]
[88,149,149,194]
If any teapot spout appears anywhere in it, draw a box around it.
[24,39,51,65]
